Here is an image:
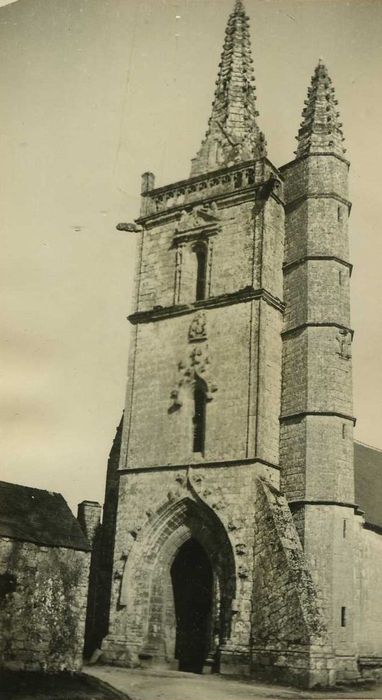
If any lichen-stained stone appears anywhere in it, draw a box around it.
[0,482,91,672]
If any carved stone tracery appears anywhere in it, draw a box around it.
[169,313,217,411]
[175,202,220,235]
[173,204,219,304]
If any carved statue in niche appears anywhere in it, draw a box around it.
[188,311,207,342]
[336,329,352,360]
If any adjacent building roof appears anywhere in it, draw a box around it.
[354,441,382,530]
[0,481,91,551]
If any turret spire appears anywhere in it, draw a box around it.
[295,60,346,158]
[190,0,266,177]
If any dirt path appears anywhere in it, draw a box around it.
[84,666,382,700]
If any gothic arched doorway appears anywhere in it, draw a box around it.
[118,496,236,671]
[171,538,213,673]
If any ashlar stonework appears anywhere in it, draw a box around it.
[89,0,382,688]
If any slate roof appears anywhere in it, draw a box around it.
[354,441,382,530]
[0,481,91,551]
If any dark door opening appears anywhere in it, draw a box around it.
[170,538,213,673]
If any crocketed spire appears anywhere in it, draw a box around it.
[190,0,267,177]
[295,60,346,158]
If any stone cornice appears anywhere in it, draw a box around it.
[282,322,354,339]
[128,286,285,324]
[137,185,284,230]
[119,456,281,474]
[280,411,356,425]
[279,151,350,171]
[285,192,352,212]
[136,158,284,227]
[137,188,256,229]
[283,254,353,274]
[141,158,283,200]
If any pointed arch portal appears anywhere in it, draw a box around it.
[120,496,236,673]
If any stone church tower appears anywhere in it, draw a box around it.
[96,0,364,687]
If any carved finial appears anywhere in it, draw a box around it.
[190,0,266,176]
[141,172,155,193]
[295,61,346,159]
[234,0,245,12]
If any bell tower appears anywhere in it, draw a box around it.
[119,0,284,473]
[97,2,360,689]
[101,0,286,675]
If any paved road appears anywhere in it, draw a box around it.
[84,666,382,700]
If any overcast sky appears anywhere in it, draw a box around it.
[1,0,382,514]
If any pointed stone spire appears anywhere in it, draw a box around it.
[295,60,346,159]
[190,0,267,177]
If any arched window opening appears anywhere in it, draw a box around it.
[194,243,207,301]
[193,376,206,454]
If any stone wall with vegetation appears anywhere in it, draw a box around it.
[0,538,90,672]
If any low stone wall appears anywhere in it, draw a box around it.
[0,537,90,672]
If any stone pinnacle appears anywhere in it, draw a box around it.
[190,0,267,176]
[295,60,346,158]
